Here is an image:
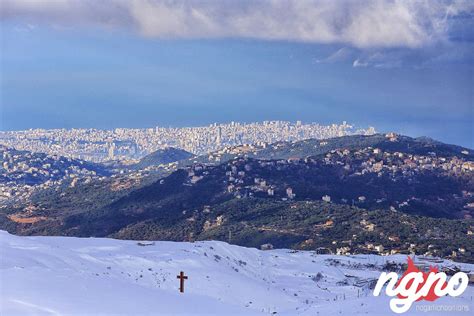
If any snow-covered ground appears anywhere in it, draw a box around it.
[0,231,472,315]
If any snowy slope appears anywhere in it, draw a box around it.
[0,231,472,316]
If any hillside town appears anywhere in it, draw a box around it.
[180,144,473,260]
[0,144,186,206]
[0,145,113,204]
[183,135,474,219]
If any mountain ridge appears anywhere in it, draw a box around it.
[2,134,473,262]
[133,147,194,170]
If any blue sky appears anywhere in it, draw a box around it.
[0,0,473,147]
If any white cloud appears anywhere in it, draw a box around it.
[314,47,358,64]
[1,0,473,48]
[352,59,369,68]
[352,52,406,68]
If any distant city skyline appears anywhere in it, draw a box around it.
[1,1,473,147]
[0,121,375,161]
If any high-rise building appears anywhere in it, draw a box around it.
[217,126,222,145]
[108,142,115,160]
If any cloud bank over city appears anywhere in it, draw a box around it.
[2,0,473,48]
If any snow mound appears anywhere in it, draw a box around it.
[0,231,472,315]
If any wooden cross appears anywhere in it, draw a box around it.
[177,271,188,293]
